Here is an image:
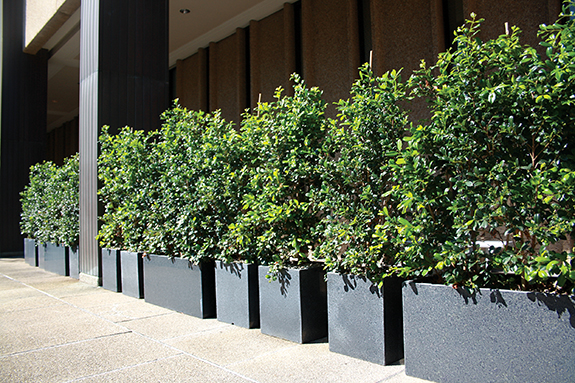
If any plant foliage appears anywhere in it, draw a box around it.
[381,8,575,293]
[317,63,410,283]
[20,154,79,248]
[226,75,328,272]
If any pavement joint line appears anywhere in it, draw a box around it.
[159,322,235,342]
[0,302,67,314]
[113,311,175,323]
[0,267,262,383]
[0,331,133,359]
[62,353,187,382]
[223,342,301,368]
[376,367,407,382]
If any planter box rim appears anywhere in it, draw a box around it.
[404,280,575,298]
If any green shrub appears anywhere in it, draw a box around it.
[20,154,79,248]
[317,64,410,283]
[143,106,245,263]
[98,126,157,251]
[383,9,575,293]
[55,154,80,248]
[227,75,328,272]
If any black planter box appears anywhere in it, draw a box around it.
[215,261,259,328]
[24,238,37,267]
[258,265,327,343]
[69,246,79,279]
[327,273,403,365]
[38,242,69,276]
[403,282,575,383]
[143,254,215,318]
[121,251,144,298]
[101,248,122,292]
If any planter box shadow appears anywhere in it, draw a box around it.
[327,273,403,365]
[38,242,69,276]
[259,265,327,343]
[143,254,215,318]
[121,251,144,298]
[24,238,37,267]
[215,261,259,328]
[403,282,575,383]
[101,248,121,292]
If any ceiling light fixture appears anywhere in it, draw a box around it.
[179,8,190,14]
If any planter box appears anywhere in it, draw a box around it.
[101,248,122,292]
[215,261,259,328]
[38,242,69,276]
[258,265,327,343]
[121,251,144,298]
[403,282,575,383]
[24,238,37,267]
[69,246,79,279]
[143,254,215,318]
[327,273,403,365]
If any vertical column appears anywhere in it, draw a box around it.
[79,0,100,283]
[79,0,168,284]
[249,3,297,107]
[0,0,48,256]
[175,47,209,112]
[209,29,249,125]
[462,0,561,49]
[301,0,361,113]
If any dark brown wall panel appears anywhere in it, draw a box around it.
[249,3,297,107]
[176,48,209,112]
[1,0,47,255]
[209,28,248,125]
[301,0,361,111]
[463,0,562,51]
[371,0,444,77]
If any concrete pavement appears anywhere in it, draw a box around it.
[0,258,433,383]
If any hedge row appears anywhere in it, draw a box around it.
[20,6,575,294]
[20,154,79,248]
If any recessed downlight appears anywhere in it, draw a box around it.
[179,8,190,14]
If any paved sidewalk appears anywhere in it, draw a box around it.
[0,258,432,383]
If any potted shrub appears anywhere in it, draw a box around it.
[191,107,260,328]
[139,107,220,318]
[317,64,408,364]
[55,154,80,279]
[20,162,46,267]
[20,155,79,277]
[98,126,155,294]
[384,9,575,382]
[227,76,329,342]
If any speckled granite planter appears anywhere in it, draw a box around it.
[215,261,259,328]
[120,251,144,298]
[143,254,215,318]
[69,246,79,279]
[24,238,37,267]
[403,282,575,383]
[38,242,68,276]
[259,265,327,343]
[327,273,403,365]
[101,248,121,292]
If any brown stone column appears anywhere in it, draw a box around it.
[209,28,249,125]
[462,0,562,49]
[176,47,209,112]
[301,0,361,111]
[249,3,297,106]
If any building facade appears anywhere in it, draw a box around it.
[1,0,562,282]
